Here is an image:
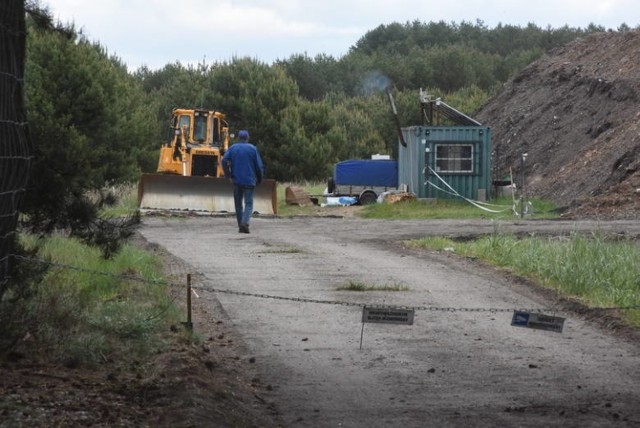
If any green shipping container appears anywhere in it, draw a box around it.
[398,126,492,201]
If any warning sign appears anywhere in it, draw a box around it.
[511,310,565,333]
[362,307,414,325]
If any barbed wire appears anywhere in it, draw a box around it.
[13,255,640,315]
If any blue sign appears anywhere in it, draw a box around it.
[512,311,530,326]
[511,310,565,333]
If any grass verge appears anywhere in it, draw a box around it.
[276,181,559,220]
[408,232,640,326]
[1,234,181,366]
[361,197,558,220]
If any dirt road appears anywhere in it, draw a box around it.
[140,216,640,427]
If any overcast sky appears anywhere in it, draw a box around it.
[44,0,638,71]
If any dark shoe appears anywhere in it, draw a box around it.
[240,224,250,234]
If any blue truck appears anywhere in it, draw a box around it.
[326,159,399,205]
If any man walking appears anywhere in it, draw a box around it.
[222,130,264,233]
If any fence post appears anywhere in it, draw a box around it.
[184,273,193,331]
[520,153,528,218]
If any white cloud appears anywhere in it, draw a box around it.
[44,0,640,70]
[169,2,359,38]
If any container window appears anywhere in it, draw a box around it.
[435,144,473,173]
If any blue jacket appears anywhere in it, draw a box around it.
[222,141,264,186]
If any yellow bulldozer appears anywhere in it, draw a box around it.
[138,108,277,214]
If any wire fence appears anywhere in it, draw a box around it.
[0,1,33,298]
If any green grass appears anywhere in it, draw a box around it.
[3,234,181,365]
[275,182,560,220]
[337,280,411,292]
[96,183,140,218]
[409,233,640,326]
[361,197,558,220]
[277,181,328,216]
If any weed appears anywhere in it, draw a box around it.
[337,280,410,292]
[97,182,140,217]
[258,247,304,254]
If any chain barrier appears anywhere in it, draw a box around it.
[12,255,640,315]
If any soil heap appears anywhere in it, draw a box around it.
[476,30,640,219]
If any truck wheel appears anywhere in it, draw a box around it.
[358,191,377,205]
[327,178,335,194]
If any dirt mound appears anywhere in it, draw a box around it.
[477,30,640,219]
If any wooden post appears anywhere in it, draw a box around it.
[185,273,193,331]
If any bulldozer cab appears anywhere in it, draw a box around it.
[156,108,230,177]
[170,109,228,148]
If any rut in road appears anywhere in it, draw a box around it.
[140,216,640,428]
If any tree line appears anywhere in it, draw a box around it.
[22,8,633,235]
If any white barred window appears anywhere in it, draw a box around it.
[435,144,473,173]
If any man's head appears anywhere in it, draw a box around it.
[237,130,249,141]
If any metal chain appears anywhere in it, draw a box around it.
[190,282,555,313]
[14,255,640,314]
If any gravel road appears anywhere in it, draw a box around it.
[140,216,640,427]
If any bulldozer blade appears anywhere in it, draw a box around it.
[138,174,277,215]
